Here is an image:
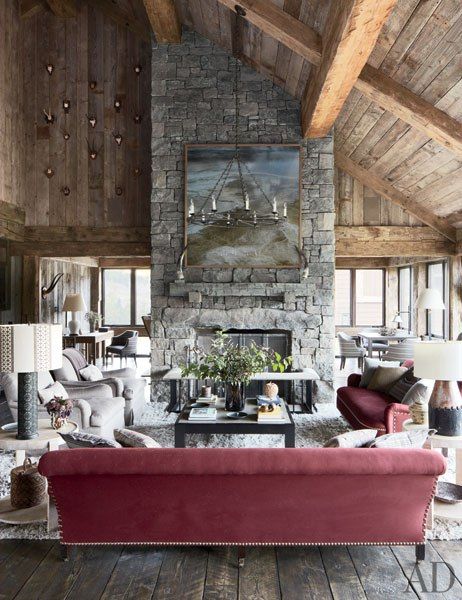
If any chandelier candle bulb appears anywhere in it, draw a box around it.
[272,198,277,214]
[283,203,288,218]
[211,196,217,212]
[245,194,249,211]
[189,200,195,216]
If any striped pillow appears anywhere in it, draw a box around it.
[388,368,419,402]
[59,431,121,448]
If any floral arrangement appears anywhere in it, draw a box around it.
[181,331,292,385]
[85,311,101,325]
[45,397,73,430]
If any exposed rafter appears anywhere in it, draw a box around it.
[218,0,462,157]
[335,152,457,243]
[142,0,181,43]
[87,0,151,42]
[45,0,77,17]
[302,0,397,138]
[19,0,47,18]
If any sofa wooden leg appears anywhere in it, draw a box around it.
[238,546,246,568]
[415,543,426,562]
[60,544,69,562]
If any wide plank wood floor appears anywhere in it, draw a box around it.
[0,540,461,599]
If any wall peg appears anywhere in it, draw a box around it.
[113,132,123,146]
[45,167,54,179]
[114,98,122,112]
[87,115,97,128]
[43,109,55,124]
[63,99,70,113]
[46,63,54,76]
[62,186,71,196]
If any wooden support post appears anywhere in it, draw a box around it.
[21,256,41,323]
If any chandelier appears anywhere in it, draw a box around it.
[187,59,287,229]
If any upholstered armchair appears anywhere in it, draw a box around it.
[0,371,125,438]
[337,332,366,370]
[381,338,416,362]
[51,348,146,425]
[106,330,139,366]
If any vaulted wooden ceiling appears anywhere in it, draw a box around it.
[21,0,462,242]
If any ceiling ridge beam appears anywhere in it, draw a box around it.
[302,0,398,138]
[219,0,462,158]
[335,152,457,243]
[142,0,181,43]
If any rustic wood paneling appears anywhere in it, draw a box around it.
[21,2,151,227]
[0,0,25,213]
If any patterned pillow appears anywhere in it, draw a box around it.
[369,429,432,449]
[114,428,161,448]
[38,381,69,404]
[79,365,103,381]
[59,431,121,448]
[402,382,429,406]
[359,358,400,388]
[388,368,420,402]
[367,366,407,393]
[324,429,378,448]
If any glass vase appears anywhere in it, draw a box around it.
[225,383,245,412]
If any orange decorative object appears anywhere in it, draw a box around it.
[264,382,278,399]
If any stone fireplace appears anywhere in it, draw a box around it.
[150,30,335,402]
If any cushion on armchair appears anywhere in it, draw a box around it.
[114,428,161,448]
[367,366,407,393]
[38,381,69,404]
[59,431,121,448]
[388,368,419,402]
[79,365,103,381]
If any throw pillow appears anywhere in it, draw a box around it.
[367,366,407,393]
[38,381,69,404]
[114,428,161,448]
[369,429,432,449]
[324,429,378,448]
[59,431,121,448]
[401,382,429,406]
[388,368,420,402]
[359,358,400,388]
[79,364,103,382]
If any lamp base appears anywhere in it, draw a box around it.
[16,372,38,440]
[429,380,462,436]
[68,317,80,335]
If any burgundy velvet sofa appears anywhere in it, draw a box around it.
[337,372,411,435]
[39,447,445,563]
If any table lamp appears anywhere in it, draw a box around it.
[414,341,462,436]
[0,324,62,439]
[392,313,403,329]
[62,293,87,335]
[415,288,445,339]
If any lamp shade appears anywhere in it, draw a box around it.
[414,341,462,381]
[415,288,445,310]
[392,314,403,324]
[62,293,87,312]
[0,324,62,373]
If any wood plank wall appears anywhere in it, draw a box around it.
[335,168,424,226]
[0,0,24,211]
[21,3,151,227]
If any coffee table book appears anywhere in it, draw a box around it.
[257,405,286,424]
[189,407,217,421]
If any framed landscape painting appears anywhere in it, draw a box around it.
[185,144,301,268]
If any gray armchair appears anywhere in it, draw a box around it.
[51,348,146,425]
[338,332,366,370]
[106,330,138,366]
[0,371,125,438]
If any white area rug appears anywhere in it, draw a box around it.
[0,403,460,540]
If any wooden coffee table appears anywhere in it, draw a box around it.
[174,398,295,448]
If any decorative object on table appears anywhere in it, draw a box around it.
[188,407,217,421]
[257,394,282,406]
[263,382,279,400]
[41,272,63,299]
[392,313,403,329]
[409,398,429,424]
[45,397,73,430]
[226,411,248,419]
[414,341,462,436]
[257,403,285,423]
[379,326,396,336]
[415,289,445,340]
[0,324,62,440]
[85,311,101,332]
[181,331,292,412]
[435,482,462,504]
[62,293,87,335]
[201,385,212,398]
[10,458,47,509]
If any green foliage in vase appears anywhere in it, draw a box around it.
[181,331,292,385]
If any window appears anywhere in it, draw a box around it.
[335,269,385,327]
[102,268,151,326]
[426,261,448,338]
[398,266,413,332]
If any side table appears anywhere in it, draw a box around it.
[403,419,462,529]
[0,419,78,532]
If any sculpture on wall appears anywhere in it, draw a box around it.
[41,273,64,299]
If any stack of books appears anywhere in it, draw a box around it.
[189,407,217,421]
[257,404,286,424]
[196,395,218,405]
[257,395,282,406]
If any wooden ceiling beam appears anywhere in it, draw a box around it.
[142,0,181,43]
[302,0,397,138]
[335,226,455,257]
[220,0,462,157]
[87,0,151,42]
[335,152,457,243]
[445,210,462,225]
[45,0,77,17]
[19,0,47,18]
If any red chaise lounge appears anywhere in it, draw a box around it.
[39,447,445,563]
